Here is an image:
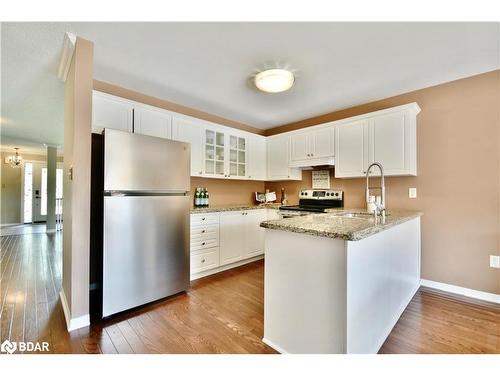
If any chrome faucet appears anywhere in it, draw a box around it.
[365,162,386,222]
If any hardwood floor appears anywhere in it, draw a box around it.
[379,288,500,354]
[1,231,499,354]
[0,232,275,354]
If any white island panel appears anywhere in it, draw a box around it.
[346,217,421,353]
[263,217,421,354]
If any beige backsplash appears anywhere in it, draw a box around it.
[191,177,265,207]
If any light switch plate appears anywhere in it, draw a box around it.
[490,255,500,269]
[408,187,417,199]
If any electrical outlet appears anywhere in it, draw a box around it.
[490,255,500,269]
[408,187,417,199]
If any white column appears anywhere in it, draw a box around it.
[46,146,57,233]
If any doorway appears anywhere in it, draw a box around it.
[22,161,63,224]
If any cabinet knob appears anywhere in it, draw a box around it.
[202,217,205,221]
[201,230,206,233]
[199,171,202,175]
[201,258,206,263]
[287,175,290,178]
[202,242,206,245]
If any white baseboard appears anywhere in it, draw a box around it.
[262,337,289,354]
[59,291,90,332]
[421,279,500,304]
[0,222,22,227]
[190,255,264,281]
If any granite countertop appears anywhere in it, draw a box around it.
[260,208,423,241]
[190,203,282,214]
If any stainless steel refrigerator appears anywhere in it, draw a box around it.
[94,129,190,318]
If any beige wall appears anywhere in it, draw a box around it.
[0,151,62,225]
[62,37,94,320]
[266,70,500,295]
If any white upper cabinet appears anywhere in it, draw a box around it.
[172,115,204,176]
[203,127,226,178]
[247,135,267,180]
[334,103,420,178]
[311,127,335,158]
[369,110,416,176]
[289,126,334,167]
[334,120,369,178]
[202,126,248,179]
[267,135,302,181]
[92,91,133,133]
[290,132,310,161]
[228,134,247,179]
[133,104,172,139]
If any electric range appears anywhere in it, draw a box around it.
[279,189,344,218]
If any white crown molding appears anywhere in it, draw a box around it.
[57,32,77,82]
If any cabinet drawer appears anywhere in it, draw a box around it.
[191,248,219,274]
[191,237,219,251]
[191,213,220,227]
[190,225,219,240]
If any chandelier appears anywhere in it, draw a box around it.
[6,148,23,168]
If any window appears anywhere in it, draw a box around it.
[23,163,33,223]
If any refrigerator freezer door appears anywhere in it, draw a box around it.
[102,195,190,317]
[104,129,190,192]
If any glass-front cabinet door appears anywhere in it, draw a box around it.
[204,128,225,176]
[229,135,247,178]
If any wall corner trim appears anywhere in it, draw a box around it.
[59,291,90,332]
[421,279,500,305]
[262,338,289,354]
[57,32,77,82]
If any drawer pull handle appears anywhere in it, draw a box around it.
[201,259,206,263]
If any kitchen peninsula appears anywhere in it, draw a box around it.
[260,210,422,354]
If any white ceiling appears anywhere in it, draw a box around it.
[1,22,499,148]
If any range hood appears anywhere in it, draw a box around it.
[289,157,335,169]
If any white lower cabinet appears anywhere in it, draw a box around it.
[243,209,267,258]
[191,209,271,278]
[190,213,220,275]
[219,211,245,265]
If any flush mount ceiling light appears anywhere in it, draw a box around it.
[254,69,295,93]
